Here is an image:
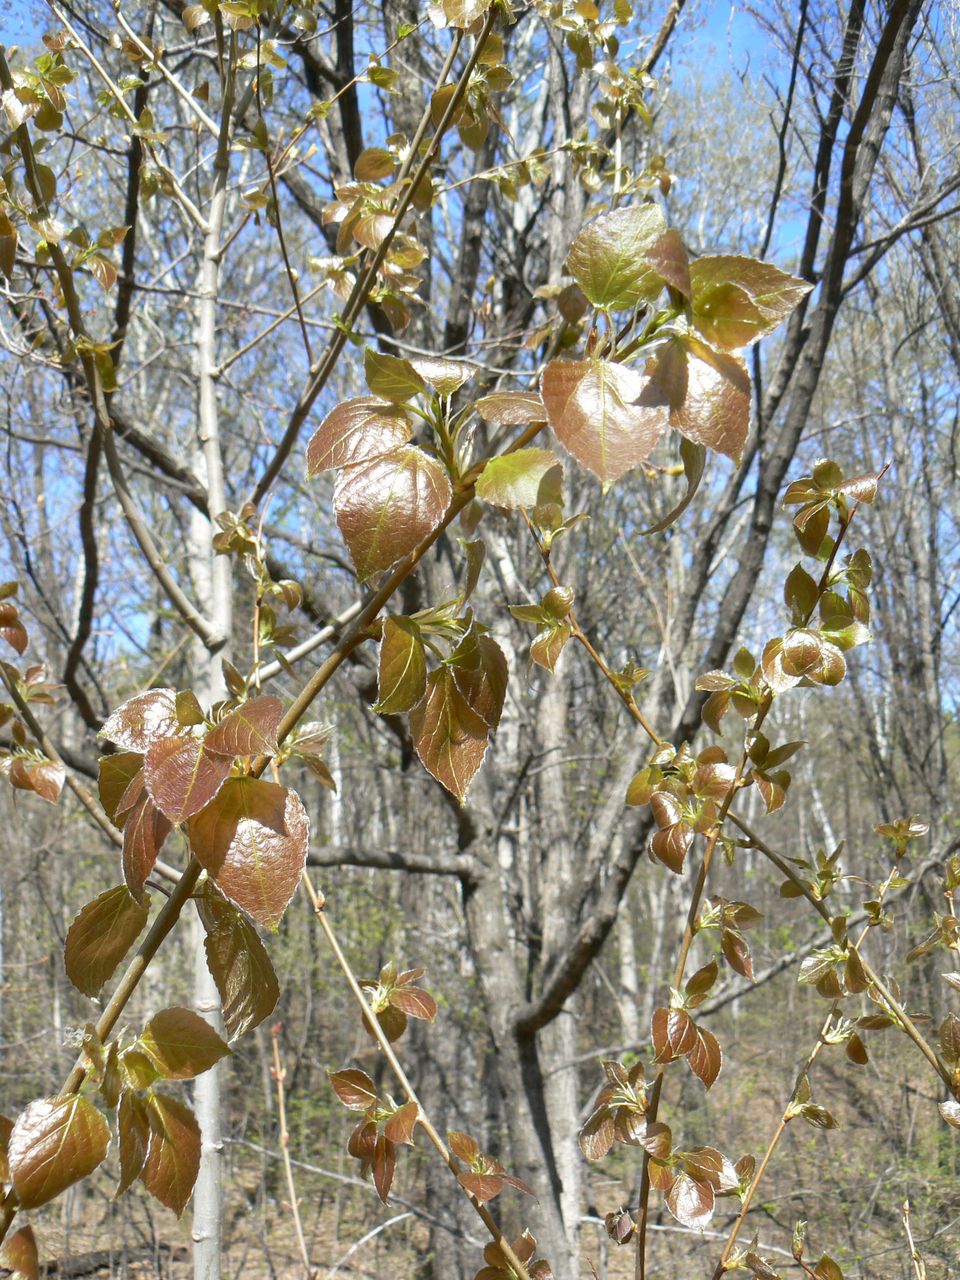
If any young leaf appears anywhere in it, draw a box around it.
[665,1171,715,1229]
[688,255,812,349]
[8,1096,110,1209]
[188,778,309,929]
[64,884,150,998]
[140,1092,201,1216]
[580,1108,615,1161]
[472,390,546,425]
[99,689,178,752]
[476,448,563,509]
[687,1026,723,1088]
[565,203,668,310]
[0,1225,38,1280]
[383,1100,419,1146]
[138,1007,231,1080]
[329,1068,378,1112]
[98,752,144,826]
[541,358,667,486]
[645,337,750,462]
[306,397,411,475]
[334,446,452,581]
[409,356,475,396]
[122,794,173,899]
[376,616,427,714]
[144,735,232,824]
[409,667,489,802]
[205,695,282,757]
[9,756,65,804]
[200,902,280,1040]
[116,1090,149,1197]
[651,1008,697,1061]
[372,1134,397,1203]
[364,348,426,403]
[448,628,508,729]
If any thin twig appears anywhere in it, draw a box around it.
[270,1027,313,1277]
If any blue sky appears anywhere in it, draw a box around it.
[0,0,44,45]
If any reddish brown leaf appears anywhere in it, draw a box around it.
[579,1107,615,1161]
[639,1121,672,1159]
[383,1100,419,1146]
[140,1092,201,1216]
[329,1068,378,1112]
[688,255,811,350]
[665,1171,715,1229]
[122,794,172,899]
[0,601,28,655]
[138,1007,231,1080]
[199,893,280,1040]
[448,628,509,730]
[9,756,65,804]
[335,445,452,581]
[651,1008,697,1062]
[116,1090,149,1197]
[188,778,308,930]
[645,229,691,297]
[390,986,438,1021]
[64,884,150,998]
[8,1096,110,1209]
[687,1026,723,1089]
[0,1113,12,1181]
[0,1225,38,1280]
[205,695,282,757]
[448,1130,480,1163]
[722,929,754,980]
[410,668,489,802]
[144,735,232,824]
[541,358,667,487]
[650,822,693,874]
[645,337,750,462]
[372,1134,397,1203]
[305,397,412,475]
[472,391,546,425]
[99,689,178,752]
[459,1171,504,1203]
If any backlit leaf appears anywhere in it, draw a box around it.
[409,356,475,395]
[376,617,427,714]
[565,203,667,310]
[9,1096,110,1209]
[689,255,811,350]
[390,986,437,1020]
[144,735,232,823]
[335,446,452,581]
[188,778,308,929]
[138,1007,231,1080]
[9,756,65,804]
[645,229,691,297]
[205,695,282,757]
[98,752,144,826]
[666,1172,714,1229]
[476,449,563,509]
[306,397,412,475]
[472,391,546,425]
[65,884,150,997]
[99,689,178,752]
[122,794,172,899]
[448,628,508,729]
[641,437,706,534]
[410,667,489,802]
[140,1092,200,1216]
[0,1225,38,1280]
[541,358,666,486]
[364,348,426,403]
[645,337,750,462]
[448,1130,480,1162]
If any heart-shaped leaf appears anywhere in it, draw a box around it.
[646,337,750,462]
[138,1007,231,1080]
[205,695,282,758]
[144,735,232,824]
[140,1092,200,1217]
[99,689,178,752]
[306,397,411,475]
[565,203,668,310]
[688,255,811,350]
[410,668,489,802]
[8,1096,110,1209]
[541,358,667,486]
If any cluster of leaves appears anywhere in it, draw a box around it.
[328,1066,419,1204]
[0,583,64,805]
[473,1229,553,1280]
[359,963,438,1043]
[0,1006,230,1219]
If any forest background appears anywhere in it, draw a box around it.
[0,0,957,1278]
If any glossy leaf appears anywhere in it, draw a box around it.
[306,397,412,475]
[116,1090,149,1197]
[64,884,150,998]
[476,448,563,509]
[99,689,178,752]
[189,778,309,929]
[364,348,426,403]
[652,1008,697,1061]
[688,255,812,349]
[98,752,144,826]
[376,616,427,714]
[122,794,172,899]
[205,695,282,757]
[372,1134,397,1203]
[579,1107,615,1161]
[665,1171,714,1229]
[8,1096,110,1209]
[138,1007,231,1081]
[687,1026,723,1088]
[144,735,232,824]
[9,756,65,804]
[0,1225,38,1280]
[565,203,667,310]
[410,667,489,802]
[645,229,691,297]
[199,894,280,1040]
[334,445,452,581]
[448,628,508,729]
[383,1100,419,1146]
[140,1092,201,1216]
[329,1068,378,1112]
[472,390,546,425]
[541,358,666,486]
[410,356,475,395]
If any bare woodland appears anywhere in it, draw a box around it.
[0,0,958,1278]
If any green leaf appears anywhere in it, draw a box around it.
[541,358,667,487]
[363,348,426,403]
[144,734,232,824]
[447,626,508,729]
[188,777,308,929]
[64,884,150,997]
[814,1256,843,1280]
[476,448,563,509]
[205,694,282,757]
[140,1092,201,1216]
[354,147,395,182]
[138,1007,231,1080]
[410,668,489,803]
[641,437,706,534]
[530,624,572,672]
[565,203,667,310]
[97,751,144,825]
[306,397,412,476]
[376,616,427,714]
[201,908,280,1041]
[334,445,452,581]
[689,255,811,350]
[8,1096,110,1209]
